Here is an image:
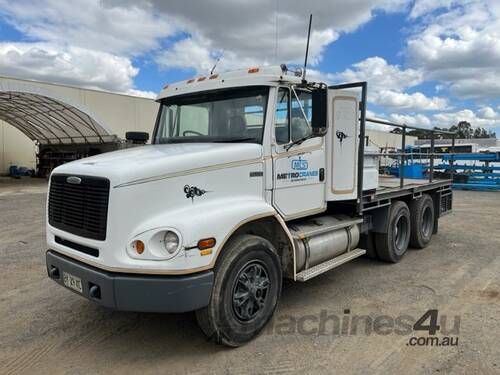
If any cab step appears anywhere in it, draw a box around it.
[295,248,366,282]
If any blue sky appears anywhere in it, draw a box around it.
[0,0,499,135]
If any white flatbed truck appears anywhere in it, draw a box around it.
[46,65,453,346]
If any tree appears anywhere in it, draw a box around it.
[472,127,496,139]
[449,121,473,139]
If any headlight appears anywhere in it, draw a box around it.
[127,228,182,260]
[163,231,180,254]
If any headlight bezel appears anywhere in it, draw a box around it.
[127,227,183,260]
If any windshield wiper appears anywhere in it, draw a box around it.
[285,134,315,151]
[158,136,257,144]
[213,137,257,143]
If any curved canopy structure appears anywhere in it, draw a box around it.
[0,81,118,144]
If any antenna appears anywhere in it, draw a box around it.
[302,14,312,83]
[275,0,279,64]
[210,52,223,75]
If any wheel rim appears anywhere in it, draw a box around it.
[231,260,270,322]
[422,206,433,238]
[394,214,409,255]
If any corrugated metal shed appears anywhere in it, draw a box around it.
[0,80,117,144]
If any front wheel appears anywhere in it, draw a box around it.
[195,234,282,347]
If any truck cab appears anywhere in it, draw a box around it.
[45,65,452,346]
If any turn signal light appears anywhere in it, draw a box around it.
[133,240,145,255]
[200,249,213,256]
[197,237,216,250]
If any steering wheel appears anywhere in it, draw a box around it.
[183,130,204,136]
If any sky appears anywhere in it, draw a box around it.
[0,0,499,134]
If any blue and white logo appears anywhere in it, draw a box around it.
[291,158,308,170]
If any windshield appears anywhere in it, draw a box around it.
[154,86,269,144]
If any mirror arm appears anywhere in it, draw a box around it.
[291,86,311,128]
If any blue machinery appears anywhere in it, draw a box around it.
[387,145,428,179]
[385,147,500,191]
[363,113,498,192]
[437,152,500,191]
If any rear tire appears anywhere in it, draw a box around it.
[375,201,411,263]
[195,234,282,347]
[409,194,435,249]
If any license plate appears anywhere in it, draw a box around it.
[63,272,83,293]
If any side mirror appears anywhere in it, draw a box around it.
[311,88,328,136]
[125,131,149,144]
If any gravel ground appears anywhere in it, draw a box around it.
[0,177,499,375]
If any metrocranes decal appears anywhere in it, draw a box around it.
[276,156,319,182]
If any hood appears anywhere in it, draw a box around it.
[52,143,263,186]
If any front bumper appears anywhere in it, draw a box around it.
[46,250,214,313]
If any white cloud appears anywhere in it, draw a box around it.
[333,56,423,92]
[477,106,498,120]
[382,107,500,129]
[0,42,156,97]
[366,107,500,132]
[0,0,174,95]
[389,113,432,127]
[375,90,449,110]
[330,57,449,111]
[0,0,415,93]
[407,0,500,98]
[409,0,454,19]
[147,0,410,73]
[433,108,500,128]
[0,0,174,56]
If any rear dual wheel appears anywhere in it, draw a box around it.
[375,200,411,263]
[409,194,435,249]
[374,195,435,262]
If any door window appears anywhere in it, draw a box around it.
[291,90,312,141]
[275,88,289,144]
[274,88,313,144]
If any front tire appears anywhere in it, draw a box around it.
[196,234,282,347]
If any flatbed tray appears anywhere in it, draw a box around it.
[362,175,452,208]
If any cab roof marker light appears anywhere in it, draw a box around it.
[162,84,169,89]
[186,79,195,84]
[197,76,206,82]
[248,67,259,74]
[209,74,219,80]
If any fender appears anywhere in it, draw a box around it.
[129,196,295,274]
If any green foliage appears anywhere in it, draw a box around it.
[393,121,497,140]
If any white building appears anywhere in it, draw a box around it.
[0,76,158,175]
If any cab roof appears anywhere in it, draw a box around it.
[156,65,304,101]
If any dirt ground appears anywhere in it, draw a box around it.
[0,177,499,375]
